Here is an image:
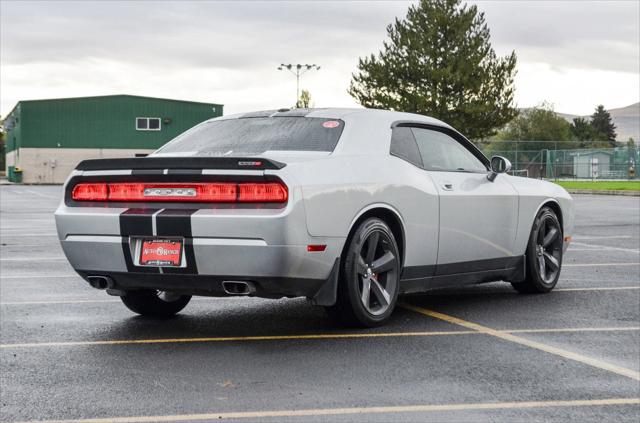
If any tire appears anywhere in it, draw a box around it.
[121,290,191,317]
[326,218,401,327]
[512,207,563,294]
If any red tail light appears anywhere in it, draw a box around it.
[72,183,108,201]
[238,183,288,203]
[71,182,288,203]
[107,183,237,202]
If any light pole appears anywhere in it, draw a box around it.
[278,63,320,107]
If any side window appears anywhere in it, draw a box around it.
[390,127,423,168]
[411,128,486,172]
[136,117,161,131]
[136,118,148,130]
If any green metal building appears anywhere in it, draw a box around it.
[4,95,223,183]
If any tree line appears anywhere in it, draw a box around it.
[485,103,620,156]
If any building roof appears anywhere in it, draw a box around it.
[569,150,614,156]
[4,94,223,118]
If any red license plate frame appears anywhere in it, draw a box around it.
[139,238,183,267]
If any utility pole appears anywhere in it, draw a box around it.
[278,64,320,107]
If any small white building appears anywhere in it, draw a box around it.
[571,150,612,178]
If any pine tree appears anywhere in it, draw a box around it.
[570,117,610,148]
[590,105,617,146]
[348,0,517,140]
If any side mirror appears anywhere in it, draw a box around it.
[487,156,512,182]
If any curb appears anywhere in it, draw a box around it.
[567,189,640,196]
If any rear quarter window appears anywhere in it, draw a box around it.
[390,126,423,168]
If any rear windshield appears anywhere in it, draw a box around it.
[155,117,345,156]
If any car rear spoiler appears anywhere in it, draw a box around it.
[75,157,286,171]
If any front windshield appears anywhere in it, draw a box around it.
[155,117,345,156]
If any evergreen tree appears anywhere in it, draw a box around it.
[570,117,609,148]
[571,117,596,142]
[348,0,517,140]
[590,105,617,146]
[296,89,312,108]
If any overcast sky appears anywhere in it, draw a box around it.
[1,0,638,117]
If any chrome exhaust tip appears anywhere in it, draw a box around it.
[222,281,256,296]
[87,276,114,290]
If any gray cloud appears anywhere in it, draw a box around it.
[1,0,638,115]
[476,0,640,73]
[1,1,409,69]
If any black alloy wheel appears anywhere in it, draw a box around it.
[326,218,400,327]
[512,207,563,294]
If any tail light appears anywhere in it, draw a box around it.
[72,183,108,201]
[71,182,288,203]
[238,183,288,203]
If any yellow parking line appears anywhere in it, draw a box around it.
[401,303,640,381]
[15,398,640,422]
[0,330,477,349]
[1,326,638,349]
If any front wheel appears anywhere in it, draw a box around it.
[512,207,563,294]
[326,218,401,327]
[121,290,191,317]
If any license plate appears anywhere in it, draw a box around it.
[139,239,183,267]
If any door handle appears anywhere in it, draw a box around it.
[442,182,454,191]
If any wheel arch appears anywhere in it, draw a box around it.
[536,199,564,233]
[343,204,406,268]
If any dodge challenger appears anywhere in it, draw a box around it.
[55,108,573,326]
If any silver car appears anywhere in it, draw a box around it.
[55,108,574,326]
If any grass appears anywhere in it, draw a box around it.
[554,180,640,191]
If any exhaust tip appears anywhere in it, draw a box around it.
[222,281,256,296]
[87,276,113,290]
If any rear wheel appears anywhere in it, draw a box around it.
[121,290,191,317]
[512,207,563,294]
[326,218,400,327]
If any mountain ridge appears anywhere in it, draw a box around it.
[521,102,639,142]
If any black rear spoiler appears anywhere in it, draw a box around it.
[75,157,286,171]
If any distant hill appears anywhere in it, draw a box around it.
[553,102,639,142]
[610,102,640,118]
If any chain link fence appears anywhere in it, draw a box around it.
[476,141,639,180]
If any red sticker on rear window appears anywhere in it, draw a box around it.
[322,120,340,128]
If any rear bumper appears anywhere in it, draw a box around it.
[55,201,344,300]
[60,235,341,282]
[75,266,337,300]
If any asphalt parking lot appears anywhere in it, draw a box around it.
[1,185,639,422]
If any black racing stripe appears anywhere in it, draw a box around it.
[119,208,160,273]
[156,209,198,274]
[166,169,202,175]
[131,169,164,175]
[119,208,158,236]
[156,209,197,237]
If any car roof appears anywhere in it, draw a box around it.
[206,107,452,130]
[197,108,458,156]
